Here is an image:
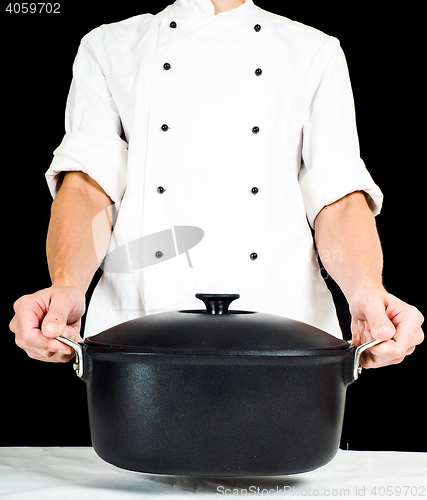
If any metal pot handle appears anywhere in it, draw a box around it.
[56,336,84,378]
[55,334,383,381]
[352,338,384,380]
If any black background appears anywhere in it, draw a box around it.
[2,1,425,451]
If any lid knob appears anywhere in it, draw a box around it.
[195,294,240,315]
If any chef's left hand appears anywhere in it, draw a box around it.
[349,287,424,368]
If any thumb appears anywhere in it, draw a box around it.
[363,297,396,341]
[41,290,83,339]
[42,310,68,338]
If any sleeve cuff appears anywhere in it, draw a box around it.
[45,131,128,203]
[299,157,383,228]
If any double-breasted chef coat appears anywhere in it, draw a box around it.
[46,0,383,338]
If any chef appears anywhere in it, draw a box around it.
[10,0,424,368]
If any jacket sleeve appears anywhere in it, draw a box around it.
[45,26,127,203]
[299,37,383,228]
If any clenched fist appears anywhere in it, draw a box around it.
[10,286,85,362]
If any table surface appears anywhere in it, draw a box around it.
[0,447,426,499]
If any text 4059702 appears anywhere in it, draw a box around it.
[5,3,60,13]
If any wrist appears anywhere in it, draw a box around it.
[344,273,385,303]
[50,273,89,294]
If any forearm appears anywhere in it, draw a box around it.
[314,191,384,301]
[46,172,113,293]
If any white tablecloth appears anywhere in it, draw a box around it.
[0,448,425,499]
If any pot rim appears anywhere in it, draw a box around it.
[83,337,353,357]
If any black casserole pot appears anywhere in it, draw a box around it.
[58,294,382,476]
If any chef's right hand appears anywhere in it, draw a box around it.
[10,286,85,362]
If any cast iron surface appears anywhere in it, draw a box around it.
[86,353,349,476]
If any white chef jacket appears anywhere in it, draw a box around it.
[46,0,383,339]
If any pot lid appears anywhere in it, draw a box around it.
[85,294,350,356]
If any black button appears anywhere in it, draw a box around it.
[163,62,171,70]
[251,187,259,195]
[157,186,166,194]
[252,126,260,134]
[255,68,263,76]
[161,124,169,132]
[155,251,163,259]
[250,252,258,261]
[170,21,177,28]
[254,24,261,32]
